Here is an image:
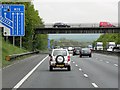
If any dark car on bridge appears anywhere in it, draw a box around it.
[79,48,92,57]
[73,47,81,55]
[53,23,70,28]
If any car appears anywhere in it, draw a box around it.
[79,48,92,57]
[49,48,71,71]
[68,47,73,51]
[113,46,120,52]
[53,23,70,28]
[73,47,81,55]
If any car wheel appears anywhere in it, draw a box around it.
[67,66,71,71]
[49,66,53,71]
[80,55,82,58]
[89,54,91,57]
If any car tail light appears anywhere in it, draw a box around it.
[68,56,70,62]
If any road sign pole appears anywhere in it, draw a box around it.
[6,36,8,43]
[20,36,22,48]
[13,36,15,46]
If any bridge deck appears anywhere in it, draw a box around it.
[35,27,120,34]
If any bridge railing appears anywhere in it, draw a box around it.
[43,23,118,28]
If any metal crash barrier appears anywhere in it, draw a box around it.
[5,51,39,61]
[92,50,120,56]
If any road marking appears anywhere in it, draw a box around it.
[79,68,82,71]
[92,83,99,88]
[75,64,78,67]
[13,55,48,89]
[73,62,75,63]
[3,64,13,69]
[3,59,24,70]
[114,64,118,67]
[84,74,88,78]
[106,61,109,63]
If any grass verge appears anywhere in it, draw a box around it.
[2,38,29,67]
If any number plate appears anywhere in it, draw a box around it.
[56,64,64,67]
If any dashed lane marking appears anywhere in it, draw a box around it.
[106,61,109,63]
[79,68,82,71]
[92,83,99,88]
[114,64,118,67]
[84,74,88,78]
[75,64,78,67]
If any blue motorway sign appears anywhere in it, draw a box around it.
[0,4,25,36]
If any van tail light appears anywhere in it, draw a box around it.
[68,56,70,62]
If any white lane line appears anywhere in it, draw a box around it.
[79,68,82,71]
[84,74,88,78]
[106,61,109,64]
[114,64,118,67]
[73,62,75,63]
[92,83,99,88]
[3,64,13,69]
[75,64,78,67]
[3,60,25,70]
[13,55,48,89]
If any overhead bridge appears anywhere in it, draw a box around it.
[35,27,120,34]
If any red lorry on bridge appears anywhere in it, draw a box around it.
[99,22,115,27]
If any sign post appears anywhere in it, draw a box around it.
[20,36,22,48]
[13,36,15,46]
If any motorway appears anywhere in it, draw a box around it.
[2,53,118,89]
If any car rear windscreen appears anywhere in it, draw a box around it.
[53,50,67,56]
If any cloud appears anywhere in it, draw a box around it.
[32,0,118,23]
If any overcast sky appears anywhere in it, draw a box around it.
[32,0,119,24]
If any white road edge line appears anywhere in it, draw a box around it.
[92,83,99,88]
[84,74,88,78]
[114,64,118,67]
[79,68,82,71]
[13,55,48,89]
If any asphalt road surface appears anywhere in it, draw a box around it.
[2,53,118,89]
